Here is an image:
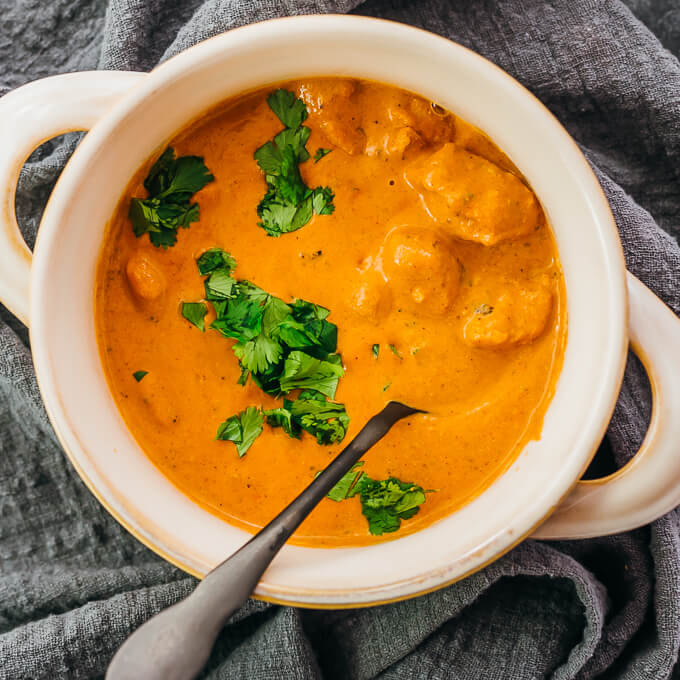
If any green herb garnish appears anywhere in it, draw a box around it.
[266,389,349,445]
[325,462,364,501]
[189,248,349,447]
[129,148,214,248]
[382,382,392,392]
[388,344,402,359]
[278,352,344,399]
[254,90,335,237]
[197,247,236,275]
[132,370,148,382]
[372,344,380,358]
[324,466,431,534]
[314,148,332,163]
[357,476,428,535]
[181,302,208,331]
[267,89,309,129]
[216,406,264,457]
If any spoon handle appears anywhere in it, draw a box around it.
[106,401,421,680]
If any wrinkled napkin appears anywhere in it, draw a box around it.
[1,1,680,678]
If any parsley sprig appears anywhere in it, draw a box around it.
[183,248,349,455]
[129,148,214,248]
[254,89,335,237]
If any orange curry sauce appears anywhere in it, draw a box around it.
[95,79,566,546]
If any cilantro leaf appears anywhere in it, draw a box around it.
[263,406,301,439]
[357,476,428,535]
[389,344,402,359]
[314,148,332,163]
[289,390,349,444]
[254,90,335,237]
[274,127,311,162]
[267,89,308,129]
[326,462,364,501]
[132,370,148,382]
[197,248,236,275]
[181,302,208,331]
[311,187,335,215]
[257,199,301,237]
[372,344,380,358]
[237,365,250,386]
[148,227,179,249]
[130,148,213,248]
[155,154,214,198]
[266,390,349,445]
[216,406,264,457]
[204,269,235,300]
[234,333,283,374]
[291,299,330,322]
[279,351,344,399]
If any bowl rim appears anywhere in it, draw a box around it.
[29,14,628,607]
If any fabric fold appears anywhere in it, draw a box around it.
[0,1,678,678]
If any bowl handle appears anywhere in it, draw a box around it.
[0,71,146,326]
[534,272,680,539]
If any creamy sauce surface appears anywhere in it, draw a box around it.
[96,79,566,546]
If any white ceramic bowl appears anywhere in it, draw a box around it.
[1,16,680,608]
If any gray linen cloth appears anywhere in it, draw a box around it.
[1,1,680,678]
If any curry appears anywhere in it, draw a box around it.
[95,78,566,547]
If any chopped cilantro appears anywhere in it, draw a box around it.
[325,462,365,501]
[389,344,402,359]
[197,248,236,275]
[279,351,344,399]
[129,148,214,248]
[372,344,380,358]
[216,406,264,457]
[311,186,335,215]
[357,476,428,535]
[322,466,431,534]
[185,248,350,445]
[382,382,392,392]
[181,302,208,331]
[314,148,332,163]
[267,89,308,129]
[204,269,236,300]
[132,370,148,382]
[263,406,300,439]
[266,389,348,445]
[254,90,335,236]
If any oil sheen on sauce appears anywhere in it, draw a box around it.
[95,79,567,547]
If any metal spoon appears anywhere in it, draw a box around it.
[106,401,423,680]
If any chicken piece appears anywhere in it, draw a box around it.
[405,143,540,246]
[350,270,393,320]
[387,95,456,145]
[319,118,365,155]
[350,262,393,320]
[365,126,423,159]
[298,79,357,113]
[298,79,365,155]
[380,226,460,316]
[126,251,166,300]
[454,117,518,173]
[463,283,553,348]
